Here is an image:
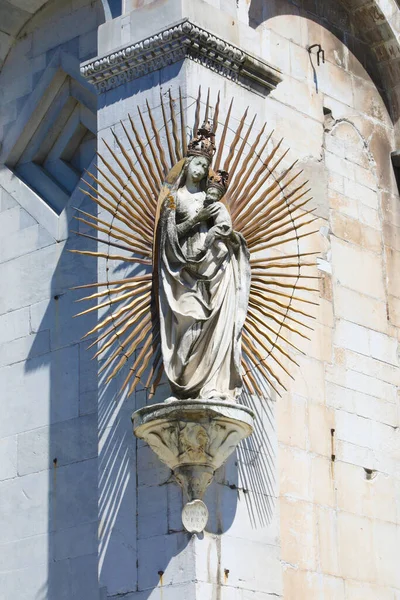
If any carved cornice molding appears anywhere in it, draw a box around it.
[80,19,282,95]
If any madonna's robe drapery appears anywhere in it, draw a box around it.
[158,191,251,402]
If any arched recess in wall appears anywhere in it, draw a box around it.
[248,0,400,141]
[0,0,106,240]
[0,0,110,71]
[247,0,400,363]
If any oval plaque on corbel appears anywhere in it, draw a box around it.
[182,499,209,533]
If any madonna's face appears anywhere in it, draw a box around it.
[188,156,209,182]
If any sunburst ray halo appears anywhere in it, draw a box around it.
[71,87,320,399]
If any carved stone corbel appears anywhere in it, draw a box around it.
[132,400,254,532]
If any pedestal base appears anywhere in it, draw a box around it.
[132,399,254,532]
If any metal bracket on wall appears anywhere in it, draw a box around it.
[307,43,325,66]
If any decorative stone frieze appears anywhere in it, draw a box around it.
[80,19,281,95]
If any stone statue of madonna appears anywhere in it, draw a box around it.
[158,125,251,403]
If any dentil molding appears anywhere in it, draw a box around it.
[80,19,281,95]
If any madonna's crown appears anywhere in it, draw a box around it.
[207,169,229,195]
[187,121,216,161]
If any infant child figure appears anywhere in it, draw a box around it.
[201,170,239,253]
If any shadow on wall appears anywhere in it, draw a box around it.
[25,189,99,600]
[97,384,277,597]
[97,317,277,597]
[22,75,277,597]
[248,0,391,115]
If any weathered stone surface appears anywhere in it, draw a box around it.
[0,344,79,438]
[17,413,97,475]
[0,435,17,481]
[133,400,254,520]
[1,0,400,598]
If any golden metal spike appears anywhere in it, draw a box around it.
[69,248,151,267]
[246,175,309,234]
[145,345,162,388]
[250,276,319,293]
[102,138,130,180]
[235,157,297,229]
[82,172,149,232]
[127,349,152,396]
[92,166,154,233]
[212,91,220,134]
[246,178,310,232]
[94,311,152,360]
[214,97,233,171]
[149,361,164,398]
[245,312,300,367]
[89,303,152,349]
[86,166,139,221]
[72,230,151,258]
[247,205,316,249]
[247,298,311,340]
[130,111,161,195]
[249,261,315,270]
[71,273,152,291]
[104,320,154,381]
[75,204,151,247]
[169,89,182,162]
[246,369,264,398]
[74,217,151,255]
[120,328,160,391]
[230,128,273,217]
[226,114,256,195]
[262,205,317,238]
[74,287,151,318]
[252,228,320,253]
[95,154,152,225]
[227,122,267,203]
[79,188,153,244]
[73,213,152,250]
[256,216,319,246]
[241,171,304,230]
[95,154,150,220]
[242,372,256,397]
[204,87,210,125]
[179,87,187,157]
[242,189,312,242]
[100,317,153,374]
[249,284,316,321]
[223,106,248,174]
[249,282,319,306]
[82,176,141,232]
[250,251,319,265]
[160,90,175,167]
[116,120,157,210]
[144,100,168,178]
[247,303,304,355]
[120,119,160,198]
[245,319,295,380]
[250,270,320,281]
[245,196,313,245]
[112,127,158,198]
[77,280,151,303]
[242,356,261,396]
[82,294,151,339]
[129,333,161,395]
[242,334,284,395]
[193,85,201,136]
[249,289,314,330]
[232,138,286,220]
